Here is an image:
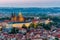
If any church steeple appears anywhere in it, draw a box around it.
[11,12,24,22]
[18,12,24,22]
[11,13,17,22]
[19,12,22,16]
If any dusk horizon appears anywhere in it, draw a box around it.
[0,0,60,40]
[0,0,60,7]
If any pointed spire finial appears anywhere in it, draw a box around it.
[19,12,22,16]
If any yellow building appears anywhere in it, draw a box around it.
[12,22,31,28]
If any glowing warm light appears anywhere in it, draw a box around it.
[10,12,32,28]
[12,17,16,22]
[25,23,31,28]
[11,12,24,22]
[12,22,31,28]
[11,15,17,22]
[12,24,23,28]
[18,12,24,22]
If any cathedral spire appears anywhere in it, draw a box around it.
[11,13,17,22]
[18,12,24,22]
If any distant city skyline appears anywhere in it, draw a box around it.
[0,0,60,7]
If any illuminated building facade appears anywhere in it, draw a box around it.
[6,12,32,28]
[11,12,24,22]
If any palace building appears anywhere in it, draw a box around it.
[4,12,40,28]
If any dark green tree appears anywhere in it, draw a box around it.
[55,37,59,40]
[22,24,27,29]
[28,23,35,29]
[42,23,51,30]
[9,27,19,34]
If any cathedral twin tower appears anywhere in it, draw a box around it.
[11,12,25,22]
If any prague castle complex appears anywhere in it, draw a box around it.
[7,12,32,28]
[0,12,52,29]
